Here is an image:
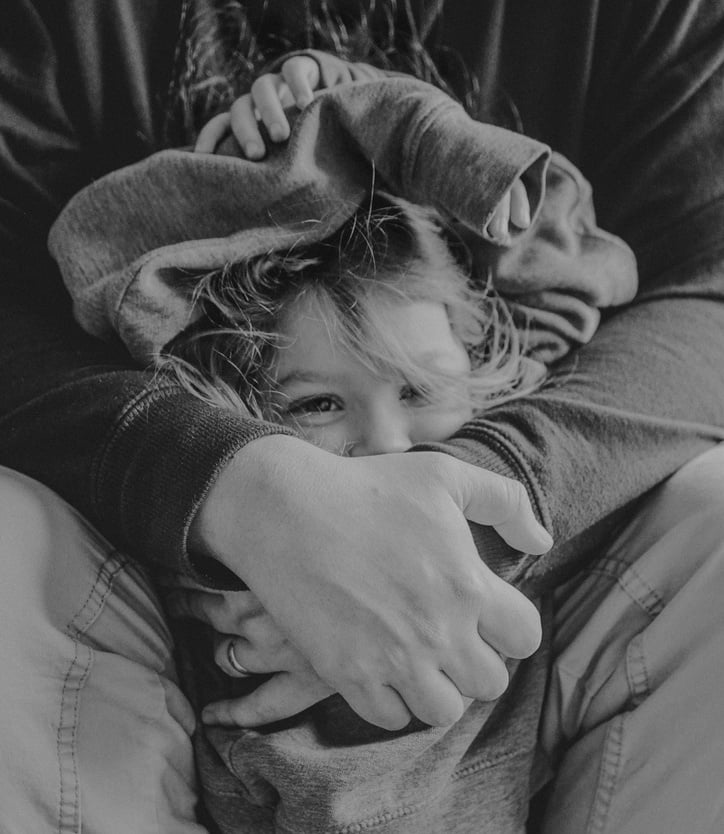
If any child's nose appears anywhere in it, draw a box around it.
[349,407,412,457]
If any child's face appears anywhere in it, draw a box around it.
[271,296,474,455]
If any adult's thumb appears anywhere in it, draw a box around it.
[451,462,553,555]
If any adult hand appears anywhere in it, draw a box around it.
[164,585,336,726]
[189,435,552,730]
[165,585,303,678]
[194,55,320,157]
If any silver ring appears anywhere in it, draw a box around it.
[226,640,253,677]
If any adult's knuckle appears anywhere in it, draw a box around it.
[316,653,367,688]
[381,639,419,678]
[450,568,483,604]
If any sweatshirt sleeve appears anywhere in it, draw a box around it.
[0,0,292,584]
[419,0,724,596]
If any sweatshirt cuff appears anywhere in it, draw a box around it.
[91,382,295,588]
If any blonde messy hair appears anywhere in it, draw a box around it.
[159,192,541,422]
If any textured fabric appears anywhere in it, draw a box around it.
[48,75,551,363]
[49,70,636,368]
[537,444,724,834]
[0,466,205,834]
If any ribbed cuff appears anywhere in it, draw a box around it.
[91,382,295,587]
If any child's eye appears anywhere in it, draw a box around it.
[286,395,343,418]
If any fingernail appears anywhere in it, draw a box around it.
[201,707,216,724]
[244,141,263,159]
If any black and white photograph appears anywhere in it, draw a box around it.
[1,1,723,831]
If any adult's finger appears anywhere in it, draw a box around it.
[229,94,266,159]
[215,637,257,678]
[390,669,468,726]
[202,671,334,727]
[213,633,300,677]
[439,634,512,702]
[194,112,231,153]
[250,73,290,142]
[322,680,412,731]
[281,55,320,108]
[164,587,262,632]
[441,457,553,554]
[474,570,542,659]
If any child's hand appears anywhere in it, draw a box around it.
[195,55,321,157]
[485,178,532,245]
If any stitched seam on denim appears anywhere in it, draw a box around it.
[57,639,92,834]
[589,556,665,618]
[625,634,650,706]
[586,715,624,834]
[67,552,130,637]
[56,552,129,832]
